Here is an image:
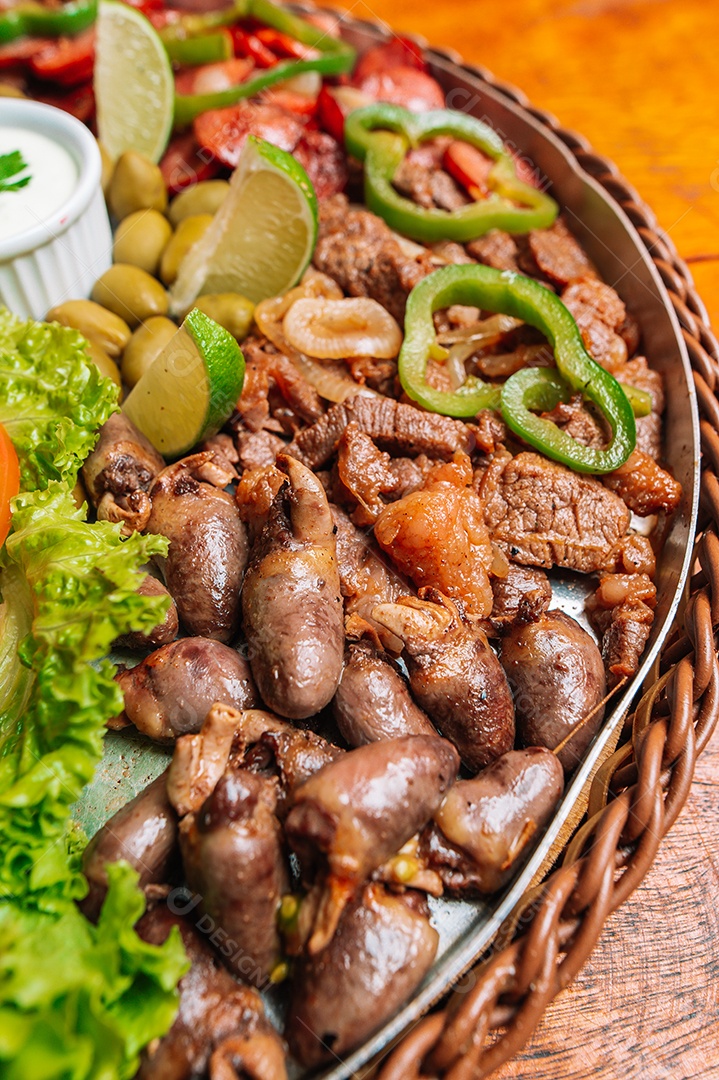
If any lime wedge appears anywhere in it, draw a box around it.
[170,135,318,315]
[95,0,174,163]
[122,308,245,457]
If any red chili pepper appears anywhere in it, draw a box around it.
[0,423,20,549]
[316,83,373,142]
[353,36,427,83]
[255,26,319,61]
[230,26,276,68]
[443,140,493,200]
[0,35,53,70]
[160,130,221,194]
[33,80,95,122]
[29,28,95,87]
[357,66,445,112]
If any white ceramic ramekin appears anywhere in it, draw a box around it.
[0,100,112,320]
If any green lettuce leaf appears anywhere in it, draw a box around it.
[0,306,118,490]
[0,485,169,908]
[0,863,190,1080]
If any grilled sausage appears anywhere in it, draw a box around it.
[422,747,564,895]
[113,574,179,651]
[285,734,459,952]
[179,769,290,988]
[332,641,436,746]
[286,884,438,1068]
[241,455,344,719]
[372,591,515,771]
[82,411,164,533]
[500,610,606,771]
[80,772,178,921]
[115,637,259,742]
[146,451,247,642]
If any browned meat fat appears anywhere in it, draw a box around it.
[587,573,657,684]
[603,450,682,516]
[312,193,434,323]
[481,451,639,575]
[285,395,474,469]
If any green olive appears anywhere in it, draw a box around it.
[98,141,114,199]
[168,180,230,226]
[0,85,26,99]
[194,293,255,342]
[84,338,123,400]
[113,210,173,275]
[92,264,169,327]
[121,316,178,388]
[108,150,168,220]
[46,299,131,357]
[159,213,213,286]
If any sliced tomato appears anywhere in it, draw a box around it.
[357,66,445,112]
[255,27,319,61]
[293,129,347,199]
[160,130,221,194]
[316,83,373,142]
[0,36,54,71]
[33,80,95,122]
[230,27,277,68]
[443,140,493,200]
[262,86,318,118]
[29,29,95,87]
[0,424,20,549]
[178,56,254,95]
[353,37,427,83]
[193,101,304,168]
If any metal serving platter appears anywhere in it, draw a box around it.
[74,14,701,1080]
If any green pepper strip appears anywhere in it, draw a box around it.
[400,264,636,474]
[344,103,559,242]
[172,0,355,129]
[0,0,97,45]
[164,31,233,68]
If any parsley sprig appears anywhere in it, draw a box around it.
[0,150,31,194]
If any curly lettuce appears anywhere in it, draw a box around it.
[0,306,117,490]
[0,310,185,1079]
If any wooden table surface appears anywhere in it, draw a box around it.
[332,0,719,1075]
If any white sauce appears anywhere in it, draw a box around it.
[0,127,78,244]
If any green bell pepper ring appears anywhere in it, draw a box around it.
[344,103,559,243]
[399,264,636,474]
[172,0,355,128]
[164,31,233,68]
[0,0,97,45]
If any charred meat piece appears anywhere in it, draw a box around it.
[180,769,290,988]
[285,394,473,470]
[481,451,656,576]
[466,229,520,272]
[293,128,348,200]
[146,451,248,642]
[331,504,412,655]
[374,452,495,617]
[113,574,179,651]
[332,422,420,526]
[621,355,665,460]
[393,156,469,211]
[587,572,657,685]
[540,393,608,449]
[373,592,515,772]
[560,276,628,370]
[490,563,552,627]
[312,193,434,324]
[422,747,564,895]
[286,884,438,1069]
[82,411,165,533]
[115,637,258,742]
[500,610,606,771]
[527,218,596,287]
[80,772,178,922]
[242,456,344,719]
[235,463,286,544]
[332,641,437,746]
[234,335,324,435]
[136,905,287,1080]
[603,449,682,516]
[285,734,459,953]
